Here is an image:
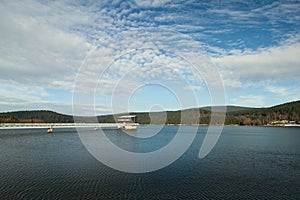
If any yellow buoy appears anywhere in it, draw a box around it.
[47,128,53,133]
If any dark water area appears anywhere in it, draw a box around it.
[0,126,299,199]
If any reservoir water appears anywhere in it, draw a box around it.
[0,126,299,199]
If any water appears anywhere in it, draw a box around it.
[0,126,299,199]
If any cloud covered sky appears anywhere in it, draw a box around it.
[0,0,299,115]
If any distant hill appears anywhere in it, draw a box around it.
[224,100,300,125]
[117,101,299,125]
[200,105,252,112]
[0,110,74,123]
[0,100,299,126]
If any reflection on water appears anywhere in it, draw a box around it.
[0,126,299,199]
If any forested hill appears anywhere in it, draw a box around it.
[127,100,299,125]
[223,100,300,125]
[0,100,299,125]
[0,110,74,123]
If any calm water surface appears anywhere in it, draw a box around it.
[0,126,299,199]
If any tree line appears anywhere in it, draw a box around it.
[0,101,299,126]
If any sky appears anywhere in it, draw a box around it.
[0,0,299,115]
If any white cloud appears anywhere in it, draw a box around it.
[266,86,289,97]
[266,85,300,102]
[0,0,91,89]
[133,0,171,8]
[232,95,264,107]
[253,1,300,25]
[0,79,48,104]
[213,39,300,88]
[0,0,299,113]
[208,1,300,27]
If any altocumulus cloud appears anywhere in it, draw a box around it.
[0,0,299,113]
[213,37,300,88]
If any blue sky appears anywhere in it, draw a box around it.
[0,0,299,115]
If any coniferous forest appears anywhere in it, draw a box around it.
[0,100,299,126]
